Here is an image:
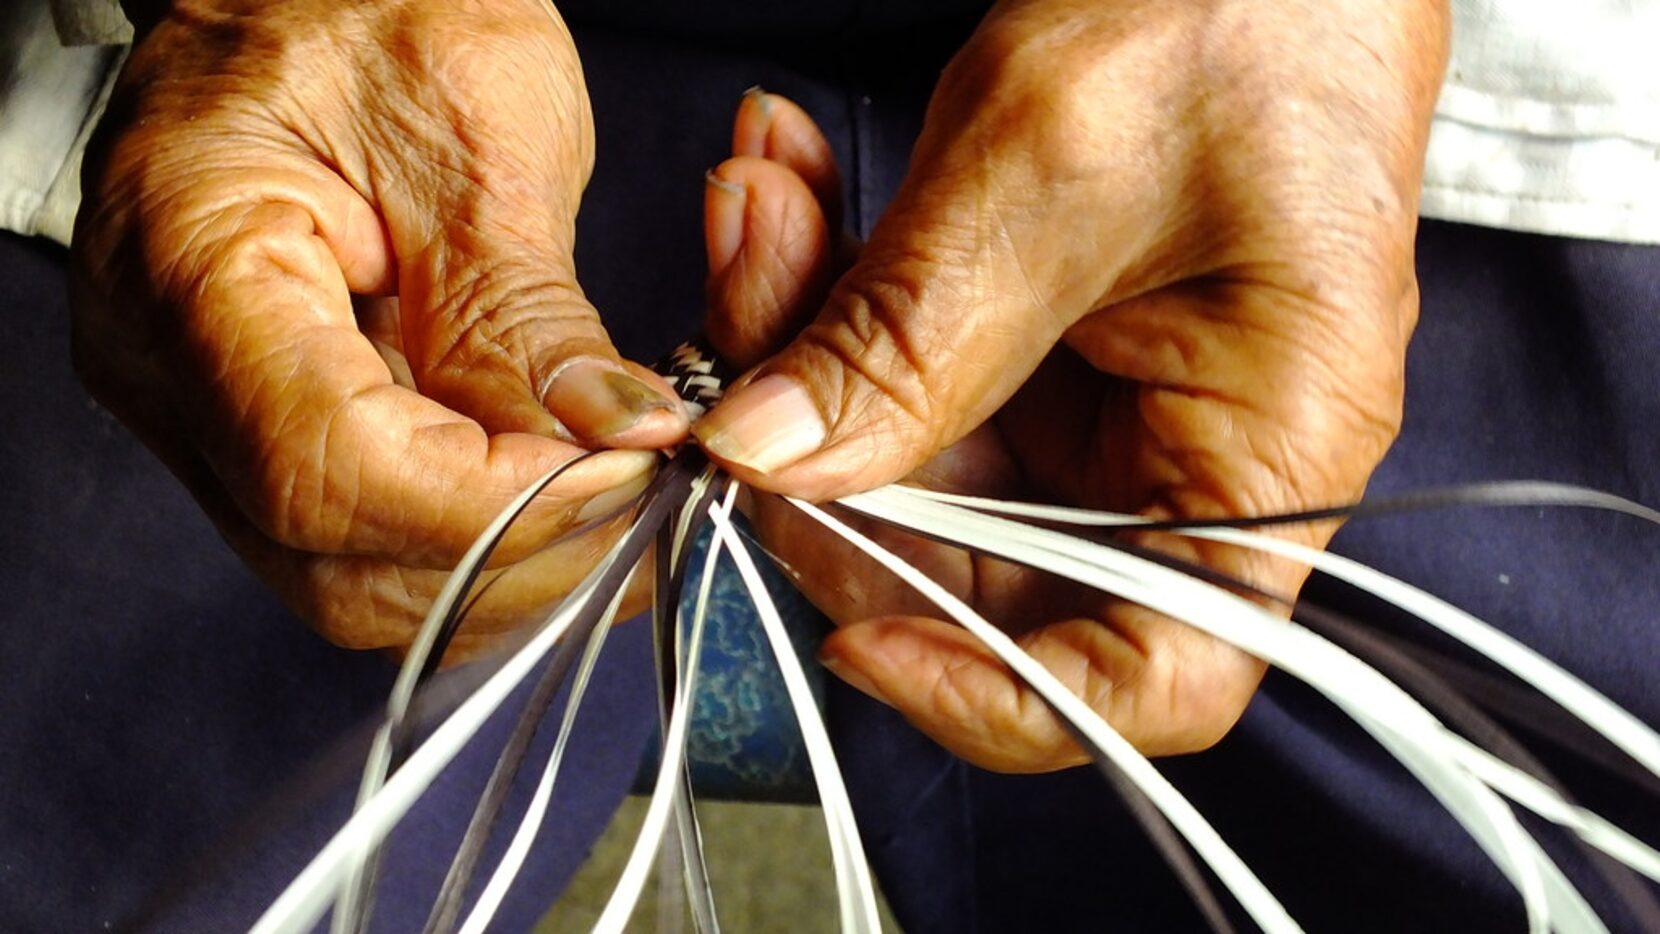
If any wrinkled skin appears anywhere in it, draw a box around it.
[72,0,688,654]
[73,0,1447,767]
[697,0,1450,769]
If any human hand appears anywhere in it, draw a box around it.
[71,0,686,654]
[697,0,1449,769]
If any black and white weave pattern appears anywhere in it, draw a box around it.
[656,337,731,417]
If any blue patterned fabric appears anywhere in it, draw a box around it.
[637,523,831,803]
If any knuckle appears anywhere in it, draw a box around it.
[924,655,1083,772]
[245,428,330,551]
[380,3,594,186]
[421,261,595,378]
[1211,281,1413,503]
[944,12,1155,185]
[924,650,992,727]
[805,273,953,439]
[240,390,369,555]
[188,204,325,302]
[1083,614,1258,756]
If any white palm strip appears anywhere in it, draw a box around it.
[331,459,585,934]
[592,480,728,934]
[788,497,1302,934]
[906,485,1660,783]
[1319,696,1651,912]
[838,488,1572,934]
[707,493,884,934]
[662,471,722,934]
[249,527,633,934]
[874,488,1648,928]
[1346,705,1604,932]
[1449,737,1660,882]
[901,481,1660,883]
[455,581,627,934]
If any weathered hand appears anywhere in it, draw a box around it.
[71,0,686,653]
[699,0,1449,769]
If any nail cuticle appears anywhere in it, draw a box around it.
[741,83,771,117]
[542,358,679,442]
[690,373,826,474]
[704,168,746,198]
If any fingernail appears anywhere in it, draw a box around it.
[741,84,772,117]
[704,169,746,277]
[542,358,675,442]
[734,86,773,158]
[692,373,826,474]
[821,654,891,706]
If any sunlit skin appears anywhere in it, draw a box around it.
[71,0,1448,766]
[698,0,1449,770]
[72,0,687,655]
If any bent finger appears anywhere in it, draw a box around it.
[704,156,835,368]
[691,149,1080,500]
[732,87,844,234]
[175,198,659,566]
[189,453,653,651]
[397,219,688,445]
[821,606,1264,773]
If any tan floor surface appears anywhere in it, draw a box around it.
[537,796,902,933]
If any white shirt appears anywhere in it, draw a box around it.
[1422,0,1660,243]
[0,0,124,244]
[3,0,1658,247]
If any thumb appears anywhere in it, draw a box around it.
[398,222,687,447]
[690,172,1076,499]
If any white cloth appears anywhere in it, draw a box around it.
[49,0,132,45]
[1,0,1658,247]
[1422,0,1660,243]
[0,0,121,244]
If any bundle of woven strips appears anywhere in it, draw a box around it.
[245,337,1660,934]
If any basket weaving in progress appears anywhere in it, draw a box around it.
[3,2,1658,932]
[238,338,1660,934]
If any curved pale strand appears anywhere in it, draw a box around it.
[592,489,728,934]
[908,481,1660,531]
[707,495,883,934]
[841,489,1563,933]
[906,485,1660,783]
[1447,737,1660,882]
[249,532,632,934]
[900,489,1650,931]
[455,583,627,934]
[332,459,586,933]
[1354,709,1605,933]
[856,489,1569,931]
[788,498,1302,934]
[663,472,722,934]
